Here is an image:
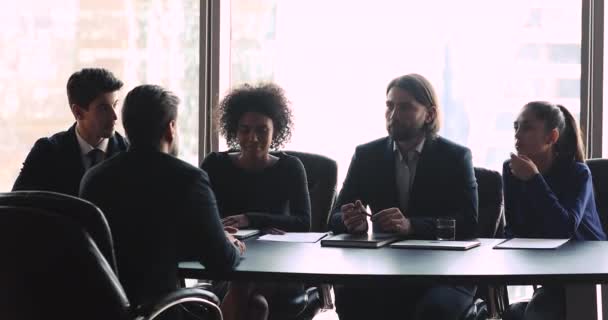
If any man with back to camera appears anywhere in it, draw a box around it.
[79,84,244,319]
[328,74,479,320]
[13,68,128,196]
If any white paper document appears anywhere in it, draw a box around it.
[493,238,570,250]
[390,239,481,250]
[258,232,329,243]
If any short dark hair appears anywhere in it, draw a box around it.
[66,68,123,109]
[218,83,293,150]
[386,74,441,136]
[122,85,179,148]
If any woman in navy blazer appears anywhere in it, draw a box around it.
[503,101,606,320]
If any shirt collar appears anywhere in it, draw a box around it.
[393,137,425,162]
[75,127,109,155]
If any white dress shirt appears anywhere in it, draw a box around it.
[75,128,109,170]
[394,138,425,213]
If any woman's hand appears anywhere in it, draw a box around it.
[222,214,250,228]
[510,153,540,181]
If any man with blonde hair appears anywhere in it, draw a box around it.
[329,74,479,320]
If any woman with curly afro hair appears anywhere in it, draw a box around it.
[201,83,311,320]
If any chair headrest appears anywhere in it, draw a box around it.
[282,151,338,189]
[0,191,118,272]
[0,206,130,319]
[474,167,504,238]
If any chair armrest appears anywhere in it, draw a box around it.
[135,287,222,320]
[193,281,214,291]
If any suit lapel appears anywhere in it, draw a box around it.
[65,124,86,177]
[62,125,86,195]
[107,135,118,157]
[107,133,128,157]
[382,137,399,209]
[408,136,437,213]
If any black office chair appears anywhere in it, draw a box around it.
[283,151,338,234]
[460,167,508,320]
[276,150,338,320]
[0,204,222,320]
[0,191,119,272]
[586,158,608,233]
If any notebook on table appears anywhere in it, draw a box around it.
[234,229,261,240]
[493,238,570,250]
[257,232,329,243]
[320,233,401,248]
[390,239,481,250]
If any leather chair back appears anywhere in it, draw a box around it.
[474,167,504,238]
[468,167,507,320]
[585,158,608,233]
[0,205,130,320]
[283,151,338,232]
[283,151,338,317]
[0,191,118,273]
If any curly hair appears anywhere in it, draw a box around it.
[218,83,293,150]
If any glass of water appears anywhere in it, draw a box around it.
[436,217,456,240]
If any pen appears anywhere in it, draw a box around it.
[363,204,372,217]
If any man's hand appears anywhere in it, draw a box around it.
[510,153,539,181]
[222,214,250,228]
[226,233,246,255]
[372,207,412,235]
[342,200,368,234]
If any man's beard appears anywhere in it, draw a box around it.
[388,123,425,141]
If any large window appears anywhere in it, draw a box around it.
[0,0,199,192]
[219,0,581,187]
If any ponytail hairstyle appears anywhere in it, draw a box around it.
[523,101,585,163]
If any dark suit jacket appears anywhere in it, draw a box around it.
[79,149,240,308]
[329,136,478,240]
[12,123,129,196]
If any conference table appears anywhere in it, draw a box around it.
[179,238,608,320]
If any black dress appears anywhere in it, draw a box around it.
[201,151,312,312]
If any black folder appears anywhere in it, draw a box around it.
[321,233,401,248]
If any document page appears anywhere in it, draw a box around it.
[493,238,570,249]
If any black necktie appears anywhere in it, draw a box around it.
[87,149,105,168]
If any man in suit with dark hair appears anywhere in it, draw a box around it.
[13,68,128,196]
[328,74,479,320]
[80,84,243,317]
